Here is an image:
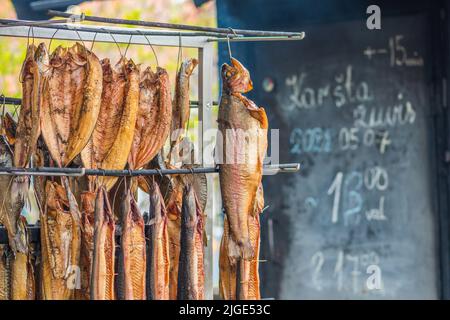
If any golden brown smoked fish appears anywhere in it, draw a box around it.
[146,181,170,300]
[90,187,115,300]
[220,183,264,300]
[15,43,45,168]
[11,216,35,300]
[168,58,197,162]
[129,67,172,170]
[0,244,11,300]
[117,189,146,300]
[41,43,102,167]
[40,181,81,300]
[81,58,139,190]
[177,184,205,300]
[77,191,95,300]
[217,58,268,261]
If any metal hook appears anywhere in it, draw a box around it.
[137,30,159,68]
[48,28,59,53]
[0,95,5,130]
[226,34,233,61]
[176,32,183,76]
[127,168,133,177]
[101,27,123,57]
[90,31,98,51]
[124,34,133,57]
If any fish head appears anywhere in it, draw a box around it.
[35,42,49,65]
[221,57,253,94]
[181,58,198,77]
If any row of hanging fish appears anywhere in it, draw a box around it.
[0,41,207,300]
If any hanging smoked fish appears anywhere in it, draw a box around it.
[77,191,95,300]
[15,43,43,168]
[40,181,81,300]
[81,57,139,191]
[217,58,268,261]
[177,184,205,300]
[90,186,115,300]
[128,66,172,170]
[117,188,146,300]
[146,180,170,300]
[10,216,35,300]
[168,58,197,163]
[40,43,102,168]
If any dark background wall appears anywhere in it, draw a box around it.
[217,0,450,299]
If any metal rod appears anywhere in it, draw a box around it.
[0,95,219,108]
[0,18,70,28]
[0,163,300,177]
[0,19,223,38]
[208,34,305,42]
[48,10,305,38]
[0,95,21,106]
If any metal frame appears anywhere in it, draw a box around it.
[0,23,217,299]
[0,21,303,300]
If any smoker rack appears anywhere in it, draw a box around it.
[0,13,304,299]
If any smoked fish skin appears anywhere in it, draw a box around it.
[146,181,170,300]
[15,43,44,168]
[90,187,115,300]
[11,216,35,300]
[220,183,264,300]
[82,58,140,190]
[40,181,81,300]
[64,45,103,166]
[169,58,198,161]
[217,58,268,261]
[118,190,146,300]
[177,184,205,300]
[129,67,172,170]
[77,191,95,300]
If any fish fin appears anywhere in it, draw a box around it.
[249,107,269,129]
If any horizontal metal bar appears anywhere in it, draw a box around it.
[0,24,211,48]
[0,96,218,108]
[0,19,70,27]
[48,10,305,38]
[208,34,305,42]
[0,163,300,177]
[0,95,21,105]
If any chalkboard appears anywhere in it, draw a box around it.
[251,14,440,299]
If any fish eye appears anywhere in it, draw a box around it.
[225,71,231,78]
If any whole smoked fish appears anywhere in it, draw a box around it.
[90,187,115,300]
[146,181,170,300]
[117,189,146,300]
[15,43,47,168]
[41,43,102,167]
[129,67,172,170]
[11,216,35,300]
[169,58,198,162]
[217,58,268,261]
[177,184,204,300]
[81,58,139,190]
[40,181,81,300]
[77,191,95,300]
